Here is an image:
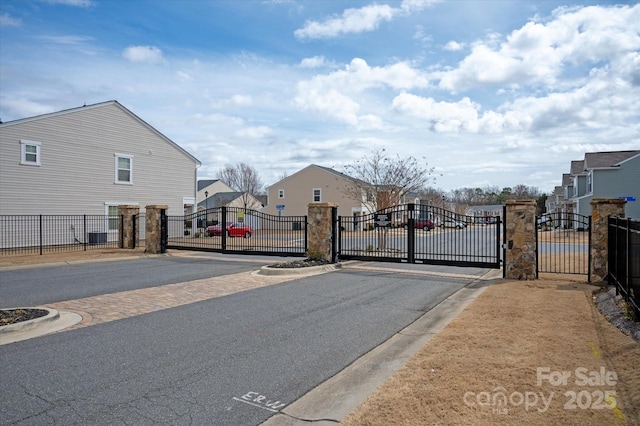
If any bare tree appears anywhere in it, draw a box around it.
[342,147,435,250]
[342,147,435,214]
[217,163,264,210]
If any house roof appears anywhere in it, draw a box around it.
[570,160,585,175]
[562,173,572,186]
[266,164,360,189]
[0,100,201,166]
[198,179,223,191]
[198,191,263,209]
[583,150,640,170]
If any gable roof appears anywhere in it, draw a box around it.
[570,160,585,175]
[0,100,201,166]
[266,164,360,189]
[583,150,640,170]
[198,179,225,191]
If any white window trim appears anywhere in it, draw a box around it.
[312,188,321,203]
[20,140,41,166]
[278,189,285,199]
[114,153,133,185]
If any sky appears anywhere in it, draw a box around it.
[1,0,639,194]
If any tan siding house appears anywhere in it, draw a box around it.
[0,100,200,216]
[263,164,365,217]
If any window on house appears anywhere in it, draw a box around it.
[313,188,321,202]
[587,173,592,193]
[115,154,133,184]
[20,140,41,166]
[278,189,285,199]
[107,205,119,231]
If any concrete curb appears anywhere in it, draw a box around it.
[0,308,82,345]
[256,263,342,277]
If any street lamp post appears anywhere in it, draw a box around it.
[204,191,209,227]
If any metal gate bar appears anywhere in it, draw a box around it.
[536,212,591,280]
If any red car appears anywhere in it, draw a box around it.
[402,219,434,231]
[206,222,253,238]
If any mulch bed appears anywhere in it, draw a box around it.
[268,258,332,268]
[0,308,49,327]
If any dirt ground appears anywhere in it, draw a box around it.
[2,250,639,425]
[342,275,640,426]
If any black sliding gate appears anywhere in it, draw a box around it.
[338,203,502,269]
[165,207,308,257]
[536,211,591,281]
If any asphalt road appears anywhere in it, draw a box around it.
[1,256,486,425]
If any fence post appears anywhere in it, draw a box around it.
[145,205,168,254]
[307,202,338,262]
[118,205,140,249]
[504,200,537,280]
[590,198,626,283]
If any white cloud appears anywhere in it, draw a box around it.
[41,0,95,7]
[295,58,430,126]
[438,4,640,92]
[443,41,463,51]
[0,13,21,27]
[400,0,440,13]
[392,93,482,133]
[299,56,328,68]
[235,125,273,139]
[295,4,395,39]
[38,35,93,45]
[122,45,165,64]
[294,0,440,39]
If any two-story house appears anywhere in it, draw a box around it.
[0,101,200,218]
[262,164,367,221]
[559,150,640,217]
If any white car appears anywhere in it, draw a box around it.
[441,219,467,229]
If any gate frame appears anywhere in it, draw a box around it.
[337,203,502,269]
[536,211,591,282]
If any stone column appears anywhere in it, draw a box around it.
[118,205,140,249]
[307,202,338,262]
[590,198,626,283]
[145,205,168,254]
[504,200,537,280]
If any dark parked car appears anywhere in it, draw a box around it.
[401,219,435,231]
[206,222,253,238]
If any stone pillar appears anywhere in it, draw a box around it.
[145,205,168,254]
[590,198,626,283]
[504,200,537,280]
[307,202,338,262]
[118,205,140,249]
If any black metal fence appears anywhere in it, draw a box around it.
[608,217,640,318]
[338,204,502,268]
[0,214,123,256]
[165,207,308,257]
[536,212,591,279]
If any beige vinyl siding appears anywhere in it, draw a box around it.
[263,165,362,217]
[0,102,198,215]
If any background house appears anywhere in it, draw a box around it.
[0,100,200,217]
[561,150,640,218]
[197,179,234,206]
[262,164,366,219]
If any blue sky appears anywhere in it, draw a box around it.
[1,0,639,194]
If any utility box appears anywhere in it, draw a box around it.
[88,232,107,244]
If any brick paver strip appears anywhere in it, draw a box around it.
[48,271,298,330]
